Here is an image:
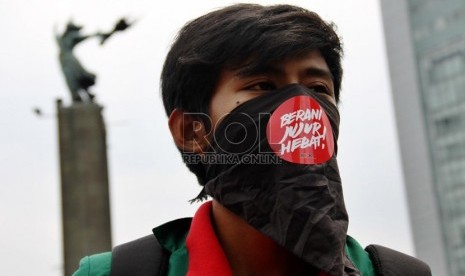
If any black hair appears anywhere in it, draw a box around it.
[160,3,344,201]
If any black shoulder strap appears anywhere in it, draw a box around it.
[365,244,431,276]
[110,234,168,276]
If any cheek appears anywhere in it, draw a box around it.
[209,92,260,131]
[209,93,236,131]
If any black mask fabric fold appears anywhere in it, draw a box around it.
[203,85,359,276]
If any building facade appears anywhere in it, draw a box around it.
[380,0,465,275]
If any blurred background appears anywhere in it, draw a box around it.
[1,0,463,275]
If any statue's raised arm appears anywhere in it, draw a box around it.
[56,19,134,103]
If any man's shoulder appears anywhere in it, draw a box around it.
[72,252,112,276]
[71,218,192,276]
[346,236,432,276]
[72,221,430,276]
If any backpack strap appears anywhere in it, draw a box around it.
[365,244,431,276]
[110,234,169,276]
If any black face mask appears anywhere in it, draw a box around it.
[202,85,359,275]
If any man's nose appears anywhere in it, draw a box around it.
[278,75,300,88]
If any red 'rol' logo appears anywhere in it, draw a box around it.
[266,95,334,164]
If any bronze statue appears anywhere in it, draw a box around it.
[56,19,133,103]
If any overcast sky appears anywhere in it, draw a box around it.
[0,0,413,275]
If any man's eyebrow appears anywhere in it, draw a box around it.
[235,65,272,77]
[236,65,334,81]
[304,67,334,81]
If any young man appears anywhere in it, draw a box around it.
[74,4,431,276]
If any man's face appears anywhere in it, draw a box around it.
[208,49,336,130]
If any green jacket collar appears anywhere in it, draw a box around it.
[153,217,374,276]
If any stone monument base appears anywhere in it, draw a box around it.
[56,99,112,276]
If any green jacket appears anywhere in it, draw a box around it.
[73,218,375,276]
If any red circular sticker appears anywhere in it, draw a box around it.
[266,95,334,164]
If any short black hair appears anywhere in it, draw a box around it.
[160,4,344,201]
[161,3,343,117]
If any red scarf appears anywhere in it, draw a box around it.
[186,201,331,276]
[186,201,233,276]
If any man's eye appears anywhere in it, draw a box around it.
[310,85,330,95]
[246,82,276,91]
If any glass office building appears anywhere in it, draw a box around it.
[381,0,465,275]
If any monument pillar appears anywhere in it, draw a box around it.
[56,99,112,276]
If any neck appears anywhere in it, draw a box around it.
[211,200,320,276]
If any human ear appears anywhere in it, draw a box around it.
[168,109,211,154]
